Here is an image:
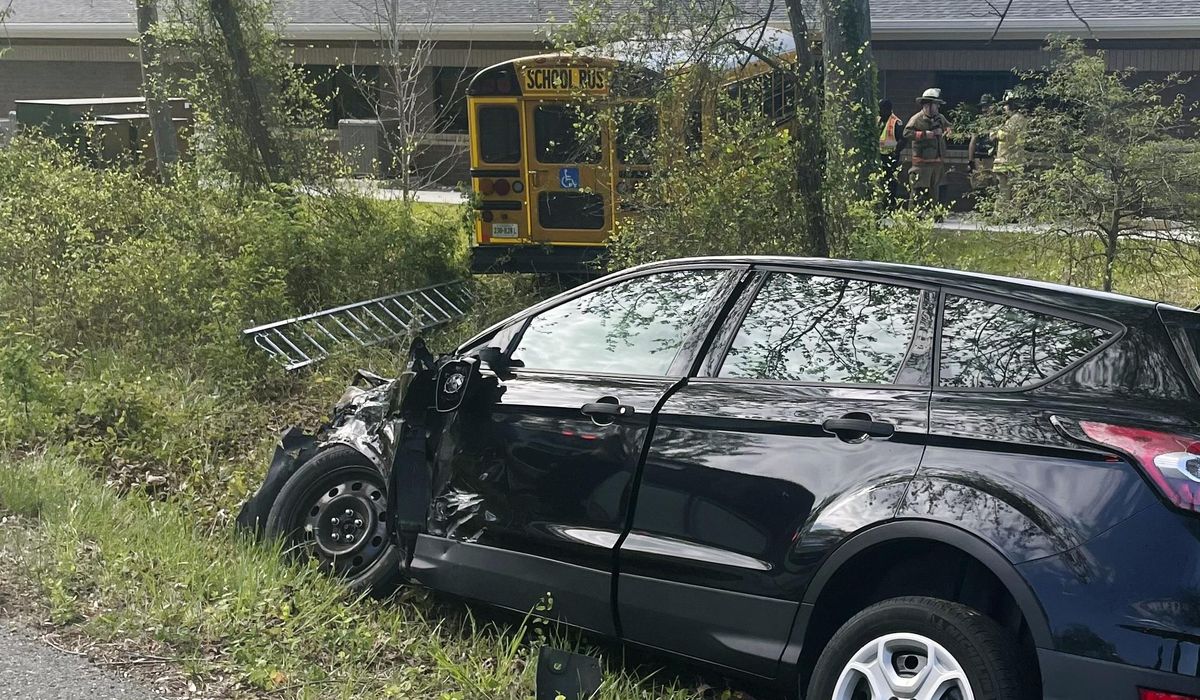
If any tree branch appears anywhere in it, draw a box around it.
[987,0,1014,43]
[1064,0,1096,38]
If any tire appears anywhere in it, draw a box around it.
[264,445,404,597]
[806,596,1033,700]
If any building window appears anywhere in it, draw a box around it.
[302,65,379,129]
[933,71,1019,113]
[434,67,478,133]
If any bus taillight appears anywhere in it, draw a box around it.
[493,179,511,196]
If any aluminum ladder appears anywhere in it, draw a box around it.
[243,280,473,371]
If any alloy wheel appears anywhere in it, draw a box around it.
[832,632,974,700]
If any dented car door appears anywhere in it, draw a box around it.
[408,266,745,635]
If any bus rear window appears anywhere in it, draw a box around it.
[478,106,520,163]
[534,104,600,164]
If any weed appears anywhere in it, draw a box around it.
[0,454,700,699]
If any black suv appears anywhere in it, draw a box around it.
[240,257,1200,700]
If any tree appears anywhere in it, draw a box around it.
[135,0,180,181]
[543,0,932,269]
[982,38,1200,292]
[207,0,282,182]
[351,0,474,200]
[781,0,831,256]
[819,0,877,194]
[156,0,326,185]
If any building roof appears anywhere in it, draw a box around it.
[3,0,1199,40]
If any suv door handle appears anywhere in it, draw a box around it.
[581,401,634,418]
[822,416,895,440]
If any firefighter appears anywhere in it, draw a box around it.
[992,90,1029,197]
[878,99,905,209]
[904,87,952,210]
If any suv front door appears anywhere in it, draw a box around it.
[411,266,742,635]
[616,268,937,677]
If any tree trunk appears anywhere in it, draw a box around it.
[208,0,281,183]
[1103,216,1120,292]
[782,0,830,257]
[135,0,179,182]
[821,0,877,193]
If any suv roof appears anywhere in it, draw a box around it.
[642,256,1187,313]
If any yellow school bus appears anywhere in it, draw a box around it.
[466,30,797,274]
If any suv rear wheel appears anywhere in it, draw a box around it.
[807,596,1032,700]
[264,445,403,597]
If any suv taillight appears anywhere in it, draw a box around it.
[1079,421,1200,513]
[1140,689,1200,700]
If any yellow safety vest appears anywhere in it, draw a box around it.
[879,114,901,154]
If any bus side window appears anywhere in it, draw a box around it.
[767,71,797,122]
[616,104,657,165]
[724,71,796,124]
[479,105,521,164]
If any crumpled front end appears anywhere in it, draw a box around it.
[235,369,421,536]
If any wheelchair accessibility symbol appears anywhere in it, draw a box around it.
[558,167,580,189]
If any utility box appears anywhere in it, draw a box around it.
[0,111,14,147]
[15,97,191,133]
[338,119,394,177]
[77,119,132,165]
[14,98,193,169]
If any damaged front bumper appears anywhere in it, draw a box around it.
[235,367,427,536]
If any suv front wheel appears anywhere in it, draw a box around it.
[807,597,1032,700]
[263,445,403,597]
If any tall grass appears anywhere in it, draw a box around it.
[0,453,698,699]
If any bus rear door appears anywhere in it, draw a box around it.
[470,98,527,245]
[522,100,613,245]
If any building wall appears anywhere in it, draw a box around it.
[4,35,1198,186]
[876,39,1200,118]
[0,59,143,116]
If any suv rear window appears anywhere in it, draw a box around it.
[940,295,1112,389]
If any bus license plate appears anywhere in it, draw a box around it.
[492,223,519,238]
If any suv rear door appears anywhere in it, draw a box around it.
[615,266,937,677]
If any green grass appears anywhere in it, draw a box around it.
[0,452,699,699]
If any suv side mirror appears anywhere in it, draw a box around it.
[477,346,507,372]
[477,346,523,376]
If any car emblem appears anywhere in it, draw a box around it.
[443,372,466,394]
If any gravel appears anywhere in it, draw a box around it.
[0,623,160,699]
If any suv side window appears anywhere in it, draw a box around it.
[513,269,730,375]
[939,295,1112,388]
[720,272,931,385]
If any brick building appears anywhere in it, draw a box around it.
[3,0,1199,184]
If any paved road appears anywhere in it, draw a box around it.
[0,624,158,699]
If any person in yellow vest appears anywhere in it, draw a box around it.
[903,88,953,210]
[992,90,1029,197]
[878,99,905,209]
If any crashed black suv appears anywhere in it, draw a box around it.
[239,257,1200,700]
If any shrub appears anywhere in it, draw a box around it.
[0,135,476,514]
[0,135,467,376]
